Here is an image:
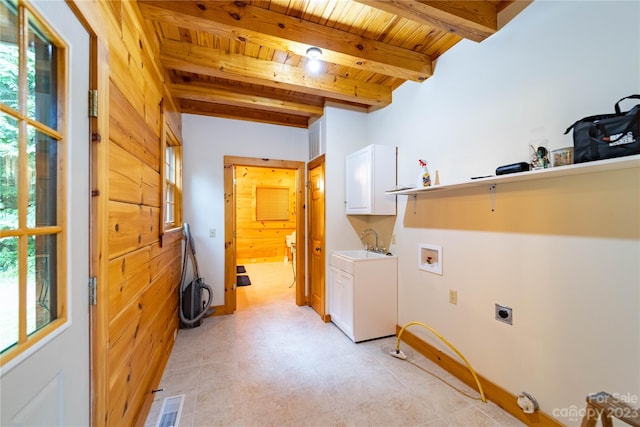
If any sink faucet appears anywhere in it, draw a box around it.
[360,228,379,252]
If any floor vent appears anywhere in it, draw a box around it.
[156,394,184,427]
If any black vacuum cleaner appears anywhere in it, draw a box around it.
[179,223,214,328]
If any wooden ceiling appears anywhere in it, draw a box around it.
[139,0,516,128]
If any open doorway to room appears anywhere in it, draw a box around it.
[235,165,296,309]
[223,156,306,314]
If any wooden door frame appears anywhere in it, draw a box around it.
[307,155,328,321]
[223,156,306,313]
[65,2,109,424]
[87,36,109,427]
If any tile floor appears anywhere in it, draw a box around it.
[145,262,524,427]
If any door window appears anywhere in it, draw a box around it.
[0,0,67,365]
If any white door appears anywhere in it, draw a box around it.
[0,1,90,425]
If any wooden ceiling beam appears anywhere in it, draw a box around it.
[169,83,324,117]
[354,0,497,42]
[160,39,391,107]
[138,0,432,82]
[180,99,310,128]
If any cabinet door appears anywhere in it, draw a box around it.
[371,145,397,215]
[341,271,354,338]
[329,266,342,325]
[345,146,372,214]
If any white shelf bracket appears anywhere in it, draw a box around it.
[489,184,496,212]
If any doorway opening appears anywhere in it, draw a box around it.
[235,165,296,309]
[223,156,306,315]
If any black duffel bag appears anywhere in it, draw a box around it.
[564,94,639,163]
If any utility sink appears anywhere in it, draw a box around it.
[332,250,391,260]
[329,250,398,342]
[330,250,396,276]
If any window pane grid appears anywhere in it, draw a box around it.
[164,144,177,226]
[164,183,175,224]
[0,0,63,359]
[0,236,19,351]
[1,0,19,110]
[27,10,57,130]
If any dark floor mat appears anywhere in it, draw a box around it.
[237,275,251,286]
[236,265,246,274]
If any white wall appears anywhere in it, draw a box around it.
[323,104,371,260]
[180,2,639,423]
[361,1,639,425]
[182,115,308,305]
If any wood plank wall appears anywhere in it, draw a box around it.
[70,1,183,426]
[236,166,297,264]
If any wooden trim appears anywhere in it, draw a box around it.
[397,326,562,426]
[162,83,182,143]
[223,159,237,314]
[294,166,306,307]
[306,154,326,315]
[0,104,63,141]
[160,118,183,236]
[307,154,325,171]
[159,99,167,237]
[89,37,110,427]
[225,156,307,170]
[0,318,69,366]
[174,144,182,227]
[209,304,233,316]
[0,226,63,238]
[17,4,28,347]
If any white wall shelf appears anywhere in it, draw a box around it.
[386,155,640,196]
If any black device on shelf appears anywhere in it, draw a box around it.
[495,162,530,175]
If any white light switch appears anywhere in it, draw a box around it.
[209,228,216,238]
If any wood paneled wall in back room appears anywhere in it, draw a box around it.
[235,166,297,264]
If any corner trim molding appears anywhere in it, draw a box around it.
[396,325,562,426]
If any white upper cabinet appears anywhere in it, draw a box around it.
[345,144,396,215]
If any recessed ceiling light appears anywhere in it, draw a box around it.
[306,47,322,59]
[305,47,323,73]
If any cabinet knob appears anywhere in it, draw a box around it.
[315,247,322,252]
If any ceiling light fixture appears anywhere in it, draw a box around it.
[305,47,323,73]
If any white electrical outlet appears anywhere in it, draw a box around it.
[209,228,216,238]
[449,290,457,304]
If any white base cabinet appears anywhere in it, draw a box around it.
[329,266,354,339]
[329,252,398,342]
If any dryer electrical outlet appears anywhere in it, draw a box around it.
[495,304,513,325]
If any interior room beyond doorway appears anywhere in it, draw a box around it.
[234,165,298,309]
